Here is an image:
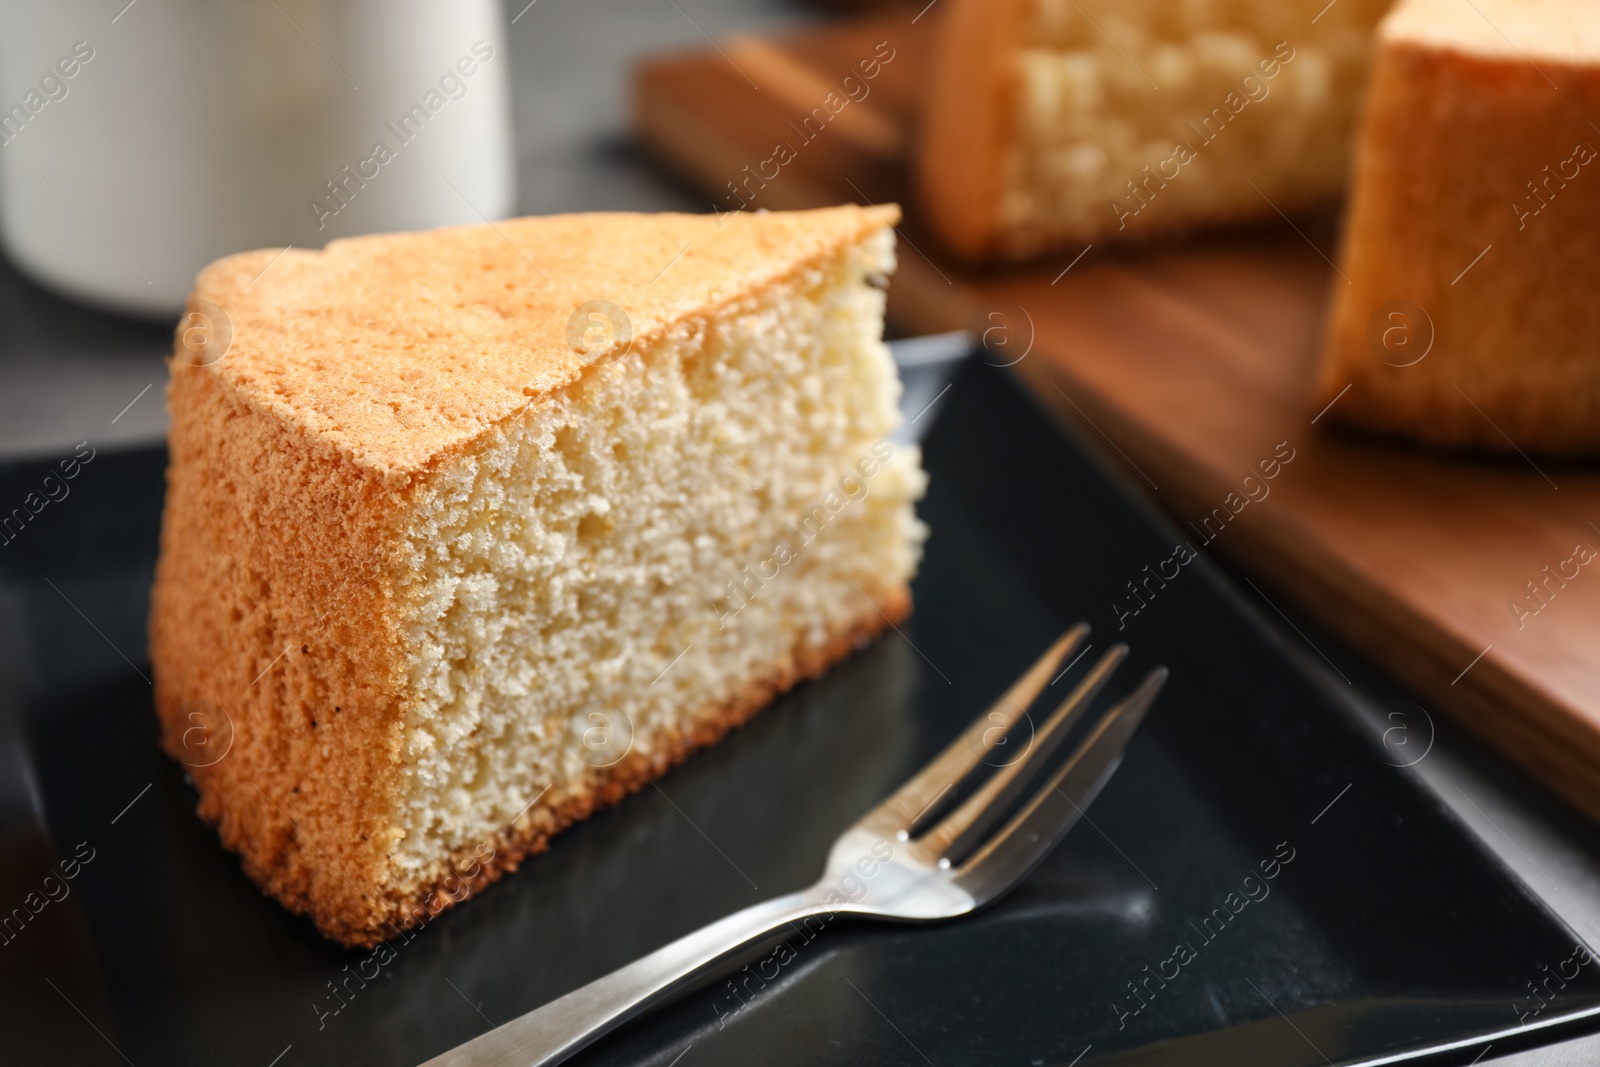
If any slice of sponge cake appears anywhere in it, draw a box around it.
[150,206,926,946]
[917,0,1394,262]
[1319,0,1600,453]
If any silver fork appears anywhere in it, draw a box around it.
[422,625,1167,1067]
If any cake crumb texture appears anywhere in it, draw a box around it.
[918,0,1394,261]
[150,207,926,945]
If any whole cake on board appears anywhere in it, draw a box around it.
[150,206,926,946]
[1318,0,1600,454]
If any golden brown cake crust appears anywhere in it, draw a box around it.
[152,356,411,939]
[915,0,1029,262]
[1318,0,1600,454]
[169,589,909,948]
[187,205,898,478]
[152,207,912,948]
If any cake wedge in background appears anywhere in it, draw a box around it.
[1318,0,1600,454]
[917,0,1393,262]
[150,206,926,946]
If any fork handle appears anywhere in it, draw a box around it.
[420,889,826,1067]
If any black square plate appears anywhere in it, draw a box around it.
[3,357,1599,1066]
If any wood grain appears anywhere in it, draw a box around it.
[631,5,1600,821]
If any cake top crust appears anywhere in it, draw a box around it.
[1382,0,1600,63]
[178,205,897,478]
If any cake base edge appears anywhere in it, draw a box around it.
[272,587,910,948]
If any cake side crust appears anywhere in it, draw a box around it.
[151,358,415,937]
[1318,26,1600,454]
[299,588,910,948]
[916,0,1029,261]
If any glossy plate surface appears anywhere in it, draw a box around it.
[2,358,1598,1066]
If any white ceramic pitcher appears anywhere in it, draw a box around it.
[0,0,515,316]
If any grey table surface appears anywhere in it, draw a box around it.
[2,2,1598,1064]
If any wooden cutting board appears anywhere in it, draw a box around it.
[633,5,1600,821]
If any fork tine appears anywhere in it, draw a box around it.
[955,667,1167,899]
[917,644,1128,863]
[860,624,1089,837]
